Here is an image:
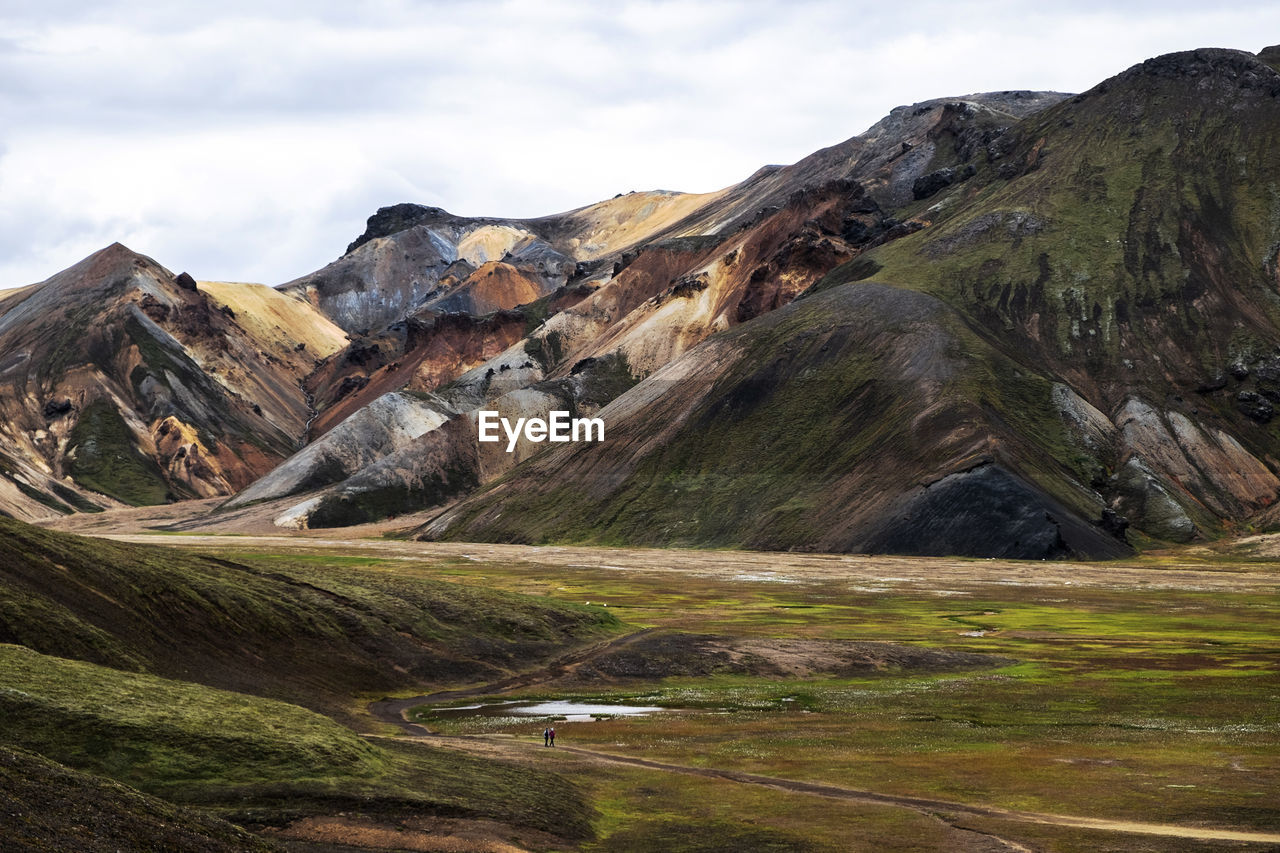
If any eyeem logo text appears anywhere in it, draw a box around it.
[478,410,604,452]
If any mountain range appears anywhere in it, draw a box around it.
[5,45,1280,559]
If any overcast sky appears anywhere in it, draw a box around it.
[2,1,1277,289]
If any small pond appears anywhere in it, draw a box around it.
[427,699,667,722]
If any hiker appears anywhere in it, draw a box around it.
[549,726,556,747]
[543,727,550,747]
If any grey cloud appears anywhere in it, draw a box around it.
[3,1,1279,288]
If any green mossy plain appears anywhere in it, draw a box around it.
[4,522,1277,849]
[282,540,1275,846]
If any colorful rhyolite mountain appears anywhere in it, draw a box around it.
[8,46,1280,559]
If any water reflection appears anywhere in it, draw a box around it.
[429,699,666,722]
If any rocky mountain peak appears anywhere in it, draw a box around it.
[1258,44,1280,73]
[345,203,463,254]
[1109,47,1280,93]
[62,241,163,289]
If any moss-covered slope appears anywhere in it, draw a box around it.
[830,50,1280,403]
[425,282,1130,558]
[0,516,619,713]
[0,646,595,839]
[0,745,275,853]
[808,48,1280,541]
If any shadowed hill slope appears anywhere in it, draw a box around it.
[0,646,597,842]
[0,745,276,853]
[422,282,1131,559]
[813,47,1280,542]
[0,516,619,715]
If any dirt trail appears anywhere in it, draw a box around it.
[375,732,1280,847]
[370,634,1280,849]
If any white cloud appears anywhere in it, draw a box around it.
[1,0,1278,287]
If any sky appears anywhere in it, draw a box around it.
[2,1,1278,289]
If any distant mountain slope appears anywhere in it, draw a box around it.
[18,45,1280,558]
[279,91,1065,337]
[276,194,701,334]
[812,47,1280,541]
[197,279,349,363]
[221,390,450,510]
[292,47,1280,555]
[421,282,1131,558]
[274,90,1067,430]
[259,92,1065,531]
[0,245,346,520]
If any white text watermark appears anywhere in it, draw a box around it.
[478,410,604,452]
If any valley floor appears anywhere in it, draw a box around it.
[88,531,1280,595]
[61,526,1279,852]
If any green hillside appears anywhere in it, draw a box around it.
[431,282,1129,558]
[0,516,620,714]
[833,49,1280,412]
[0,745,275,853]
[0,645,594,837]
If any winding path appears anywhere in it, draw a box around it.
[369,630,1280,849]
[543,746,1280,846]
[374,732,1280,847]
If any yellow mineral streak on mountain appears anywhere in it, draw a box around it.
[0,284,39,315]
[550,189,728,260]
[574,258,734,377]
[455,225,532,265]
[150,415,234,498]
[197,281,347,361]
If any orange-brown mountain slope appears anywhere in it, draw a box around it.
[236,91,1077,531]
[251,48,1280,559]
[0,244,345,520]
